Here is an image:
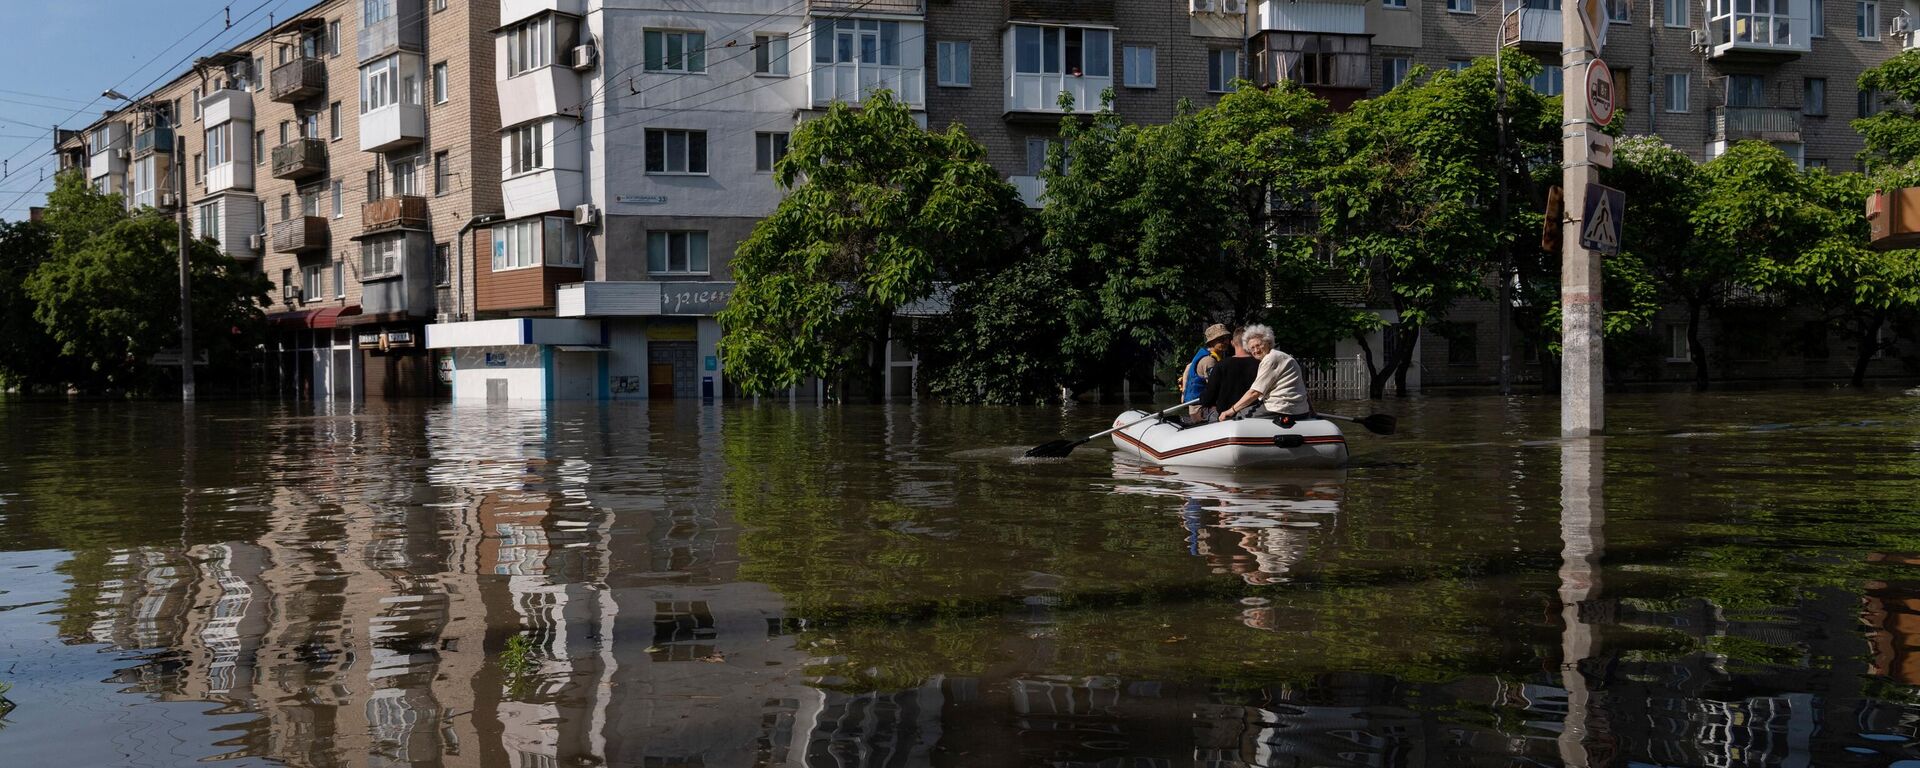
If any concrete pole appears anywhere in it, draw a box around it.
[1556,437,1606,767]
[177,134,195,403]
[1560,0,1603,436]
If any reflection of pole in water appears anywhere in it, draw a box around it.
[1558,437,1607,767]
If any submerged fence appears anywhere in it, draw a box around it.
[1305,354,1369,400]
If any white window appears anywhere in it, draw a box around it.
[1811,0,1825,34]
[1385,0,1408,8]
[432,62,448,103]
[1665,0,1689,24]
[1207,48,1240,92]
[1013,26,1112,79]
[329,20,341,56]
[433,0,447,11]
[192,87,202,120]
[302,111,320,138]
[1385,57,1414,90]
[755,33,790,75]
[363,0,392,25]
[1665,324,1689,361]
[434,151,449,195]
[936,41,972,86]
[1607,0,1630,21]
[1664,73,1690,112]
[815,18,902,66]
[132,157,157,208]
[1448,0,1475,12]
[252,130,264,165]
[300,186,322,217]
[362,237,401,278]
[1122,45,1156,88]
[507,15,554,76]
[331,180,343,217]
[1857,0,1878,38]
[196,200,221,240]
[755,132,789,172]
[543,217,579,267]
[392,160,416,196]
[505,122,545,176]
[489,217,573,270]
[302,264,325,302]
[332,261,344,298]
[645,29,706,73]
[647,231,710,275]
[1528,64,1563,95]
[329,102,341,139]
[361,55,398,113]
[646,128,707,174]
[205,123,231,168]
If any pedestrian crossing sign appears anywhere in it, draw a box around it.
[1579,182,1625,254]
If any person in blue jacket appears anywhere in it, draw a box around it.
[1179,323,1234,424]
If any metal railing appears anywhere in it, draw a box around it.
[1711,106,1802,141]
[133,126,174,157]
[270,138,328,180]
[272,216,329,254]
[269,57,327,102]
[362,195,429,232]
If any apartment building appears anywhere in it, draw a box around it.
[58,0,501,401]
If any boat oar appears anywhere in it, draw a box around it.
[1026,399,1200,458]
[1321,412,1398,436]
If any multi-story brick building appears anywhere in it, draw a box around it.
[58,0,501,401]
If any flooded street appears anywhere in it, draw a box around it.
[3,391,1920,766]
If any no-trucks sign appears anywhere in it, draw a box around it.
[1586,59,1616,126]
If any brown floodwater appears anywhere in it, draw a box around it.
[2,390,1919,766]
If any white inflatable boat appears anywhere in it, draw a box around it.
[1109,410,1349,469]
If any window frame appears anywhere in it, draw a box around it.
[1803,77,1826,115]
[1811,0,1826,35]
[644,28,708,74]
[506,15,556,76]
[936,40,972,87]
[646,230,711,275]
[1384,57,1414,91]
[754,131,790,173]
[1664,0,1690,25]
[1857,0,1879,39]
[1122,45,1156,88]
[361,236,402,280]
[434,243,452,286]
[504,121,547,177]
[1664,73,1690,113]
[434,150,450,196]
[1447,0,1477,12]
[754,33,790,76]
[645,128,709,175]
[1207,48,1241,93]
[432,61,448,104]
[302,264,325,304]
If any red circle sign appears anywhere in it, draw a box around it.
[1587,59,1616,125]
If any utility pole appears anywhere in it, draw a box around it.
[1560,0,1604,436]
[1495,26,1513,396]
[176,134,195,403]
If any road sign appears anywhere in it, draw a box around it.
[1579,183,1625,254]
[1578,0,1612,51]
[1586,59,1616,126]
[1589,131,1615,168]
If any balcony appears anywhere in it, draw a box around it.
[1711,106,1803,142]
[270,138,327,181]
[269,57,327,103]
[360,103,426,152]
[134,126,174,157]
[358,1,423,63]
[273,216,330,254]
[1501,7,1561,51]
[199,87,253,125]
[502,0,585,25]
[1706,2,1810,60]
[810,0,924,12]
[362,195,429,233]
[1257,0,1366,34]
[810,63,925,109]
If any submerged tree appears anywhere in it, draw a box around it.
[718,90,1022,402]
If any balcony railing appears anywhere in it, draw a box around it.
[269,57,327,103]
[809,0,924,12]
[270,138,328,181]
[362,195,429,232]
[1006,71,1113,114]
[133,126,174,157]
[1711,106,1803,141]
[810,64,925,109]
[272,216,329,254]
[358,10,422,62]
[1258,0,1367,34]
[1501,7,1561,49]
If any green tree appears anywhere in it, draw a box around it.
[1855,49,1920,176]
[717,90,1022,401]
[1319,59,1558,398]
[0,219,76,390]
[1606,137,1719,387]
[25,171,269,393]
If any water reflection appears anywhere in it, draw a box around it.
[3,395,1920,765]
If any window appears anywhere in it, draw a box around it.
[332,261,344,298]
[251,56,264,92]
[193,153,203,182]
[1208,48,1241,92]
[1526,65,1563,94]
[1448,324,1479,365]
[1011,25,1112,82]
[1727,74,1764,107]
[192,87,202,120]
[392,159,416,196]
[1607,0,1629,22]
[432,62,448,103]
[489,217,573,270]
[434,151,449,195]
[205,124,231,167]
[1807,157,1828,169]
[1665,324,1689,361]
[1664,0,1689,24]
[647,231,710,275]
[434,243,451,286]
[331,179,343,217]
[280,268,293,299]
[196,200,221,241]
[644,29,706,73]
[1025,138,1071,176]
[361,55,398,112]
[755,132,789,172]
[1385,0,1407,7]
[132,157,156,207]
[543,217,579,267]
[1123,46,1156,88]
[1664,73,1690,112]
[815,18,902,66]
[645,128,707,174]
[492,219,536,271]
[302,264,325,302]
[363,0,392,25]
[1448,0,1475,11]
[1446,59,1472,72]
[1859,88,1882,117]
[507,15,557,75]
[1385,57,1414,90]
[330,103,342,139]
[280,193,291,221]
[1614,68,1632,114]
[1811,0,1825,35]
[253,130,264,165]
[433,0,447,11]
[301,185,322,217]
[1858,0,1878,38]
[936,41,972,86]
[755,33,790,75]
[366,168,383,202]
[1804,77,1826,114]
[279,120,291,144]
[329,20,341,56]
[302,111,320,138]
[506,122,546,175]
[362,237,401,278]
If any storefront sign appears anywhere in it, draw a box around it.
[705,355,718,372]
[659,282,735,316]
[357,332,382,349]
[484,352,510,367]
[385,330,415,348]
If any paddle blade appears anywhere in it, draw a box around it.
[1025,439,1082,458]
[1359,413,1398,435]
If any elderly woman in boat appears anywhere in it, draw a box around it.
[1219,324,1317,424]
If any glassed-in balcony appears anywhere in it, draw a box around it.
[1257,0,1367,34]
[1501,0,1562,51]
[1003,24,1113,116]
[273,216,329,254]
[133,125,174,157]
[1711,106,1803,142]
[270,57,327,103]
[808,18,926,109]
[270,138,327,181]
[1706,0,1810,60]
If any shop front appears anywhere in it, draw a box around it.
[426,318,610,403]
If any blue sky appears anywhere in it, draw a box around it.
[0,0,292,220]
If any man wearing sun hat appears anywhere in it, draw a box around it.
[1178,323,1234,423]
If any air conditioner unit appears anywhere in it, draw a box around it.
[572,43,598,71]
[1892,15,1913,37]
[115,147,130,161]
[573,203,600,228]
[160,192,177,208]
[283,284,302,302]
[1190,0,1217,12]
[249,233,265,251]
[1221,0,1247,13]
[1689,29,1709,49]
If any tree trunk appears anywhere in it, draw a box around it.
[1391,324,1419,397]
[1687,299,1709,392]
[1851,314,1883,388]
[866,311,892,404]
[1356,331,1397,400]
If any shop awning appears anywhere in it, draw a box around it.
[269,305,361,329]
